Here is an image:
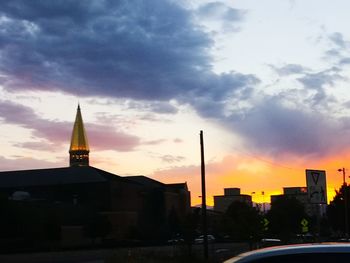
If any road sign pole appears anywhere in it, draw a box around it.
[339,168,349,238]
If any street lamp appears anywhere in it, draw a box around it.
[338,168,348,238]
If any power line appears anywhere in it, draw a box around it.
[231,146,304,171]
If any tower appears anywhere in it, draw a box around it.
[69,104,90,166]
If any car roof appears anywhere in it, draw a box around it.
[224,243,350,263]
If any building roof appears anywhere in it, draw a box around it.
[166,183,188,191]
[124,175,165,187]
[69,104,89,152]
[0,166,128,188]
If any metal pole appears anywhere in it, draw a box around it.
[343,168,348,238]
[339,168,348,238]
[200,131,208,260]
[262,191,265,214]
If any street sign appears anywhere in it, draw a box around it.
[262,218,269,231]
[301,218,309,233]
[306,169,327,204]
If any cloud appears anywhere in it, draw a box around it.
[340,58,350,65]
[160,154,186,163]
[87,123,140,152]
[126,100,178,114]
[325,32,350,66]
[329,32,347,49]
[173,138,183,143]
[228,96,350,157]
[0,0,254,118]
[2,1,347,162]
[195,2,246,31]
[143,139,166,145]
[13,141,59,151]
[0,100,140,152]
[272,64,308,76]
[297,68,343,90]
[0,155,65,171]
[271,63,343,108]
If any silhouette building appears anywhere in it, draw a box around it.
[214,188,252,212]
[270,187,317,216]
[0,105,191,244]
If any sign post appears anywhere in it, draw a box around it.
[306,169,327,240]
[301,218,309,233]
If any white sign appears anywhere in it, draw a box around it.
[306,169,327,204]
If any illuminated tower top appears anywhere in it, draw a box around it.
[69,104,89,166]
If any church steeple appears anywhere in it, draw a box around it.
[69,104,90,166]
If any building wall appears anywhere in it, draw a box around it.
[109,180,141,212]
[164,188,191,221]
[1,182,111,211]
[214,195,252,213]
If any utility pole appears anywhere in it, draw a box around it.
[338,168,349,238]
[200,131,208,260]
[261,191,265,213]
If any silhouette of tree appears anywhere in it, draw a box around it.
[167,206,180,237]
[267,196,307,242]
[222,201,263,242]
[182,208,200,256]
[327,184,350,237]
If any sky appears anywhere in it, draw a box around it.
[1,0,350,205]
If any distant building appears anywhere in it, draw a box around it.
[0,105,190,244]
[214,188,252,213]
[271,187,317,216]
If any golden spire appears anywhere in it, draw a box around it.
[69,104,89,166]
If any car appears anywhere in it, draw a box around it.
[194,234,215,244]
[167,238,184,244]
[259,238,281,248]
[223,243,350,263]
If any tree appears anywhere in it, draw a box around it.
[222,201,263,242]
[327,184,350,237]
[182,208,200,256]
[267,196,307,242]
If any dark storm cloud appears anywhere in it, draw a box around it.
[3,0,344,160]
[0,0,252,106]
[0,100,140,151]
